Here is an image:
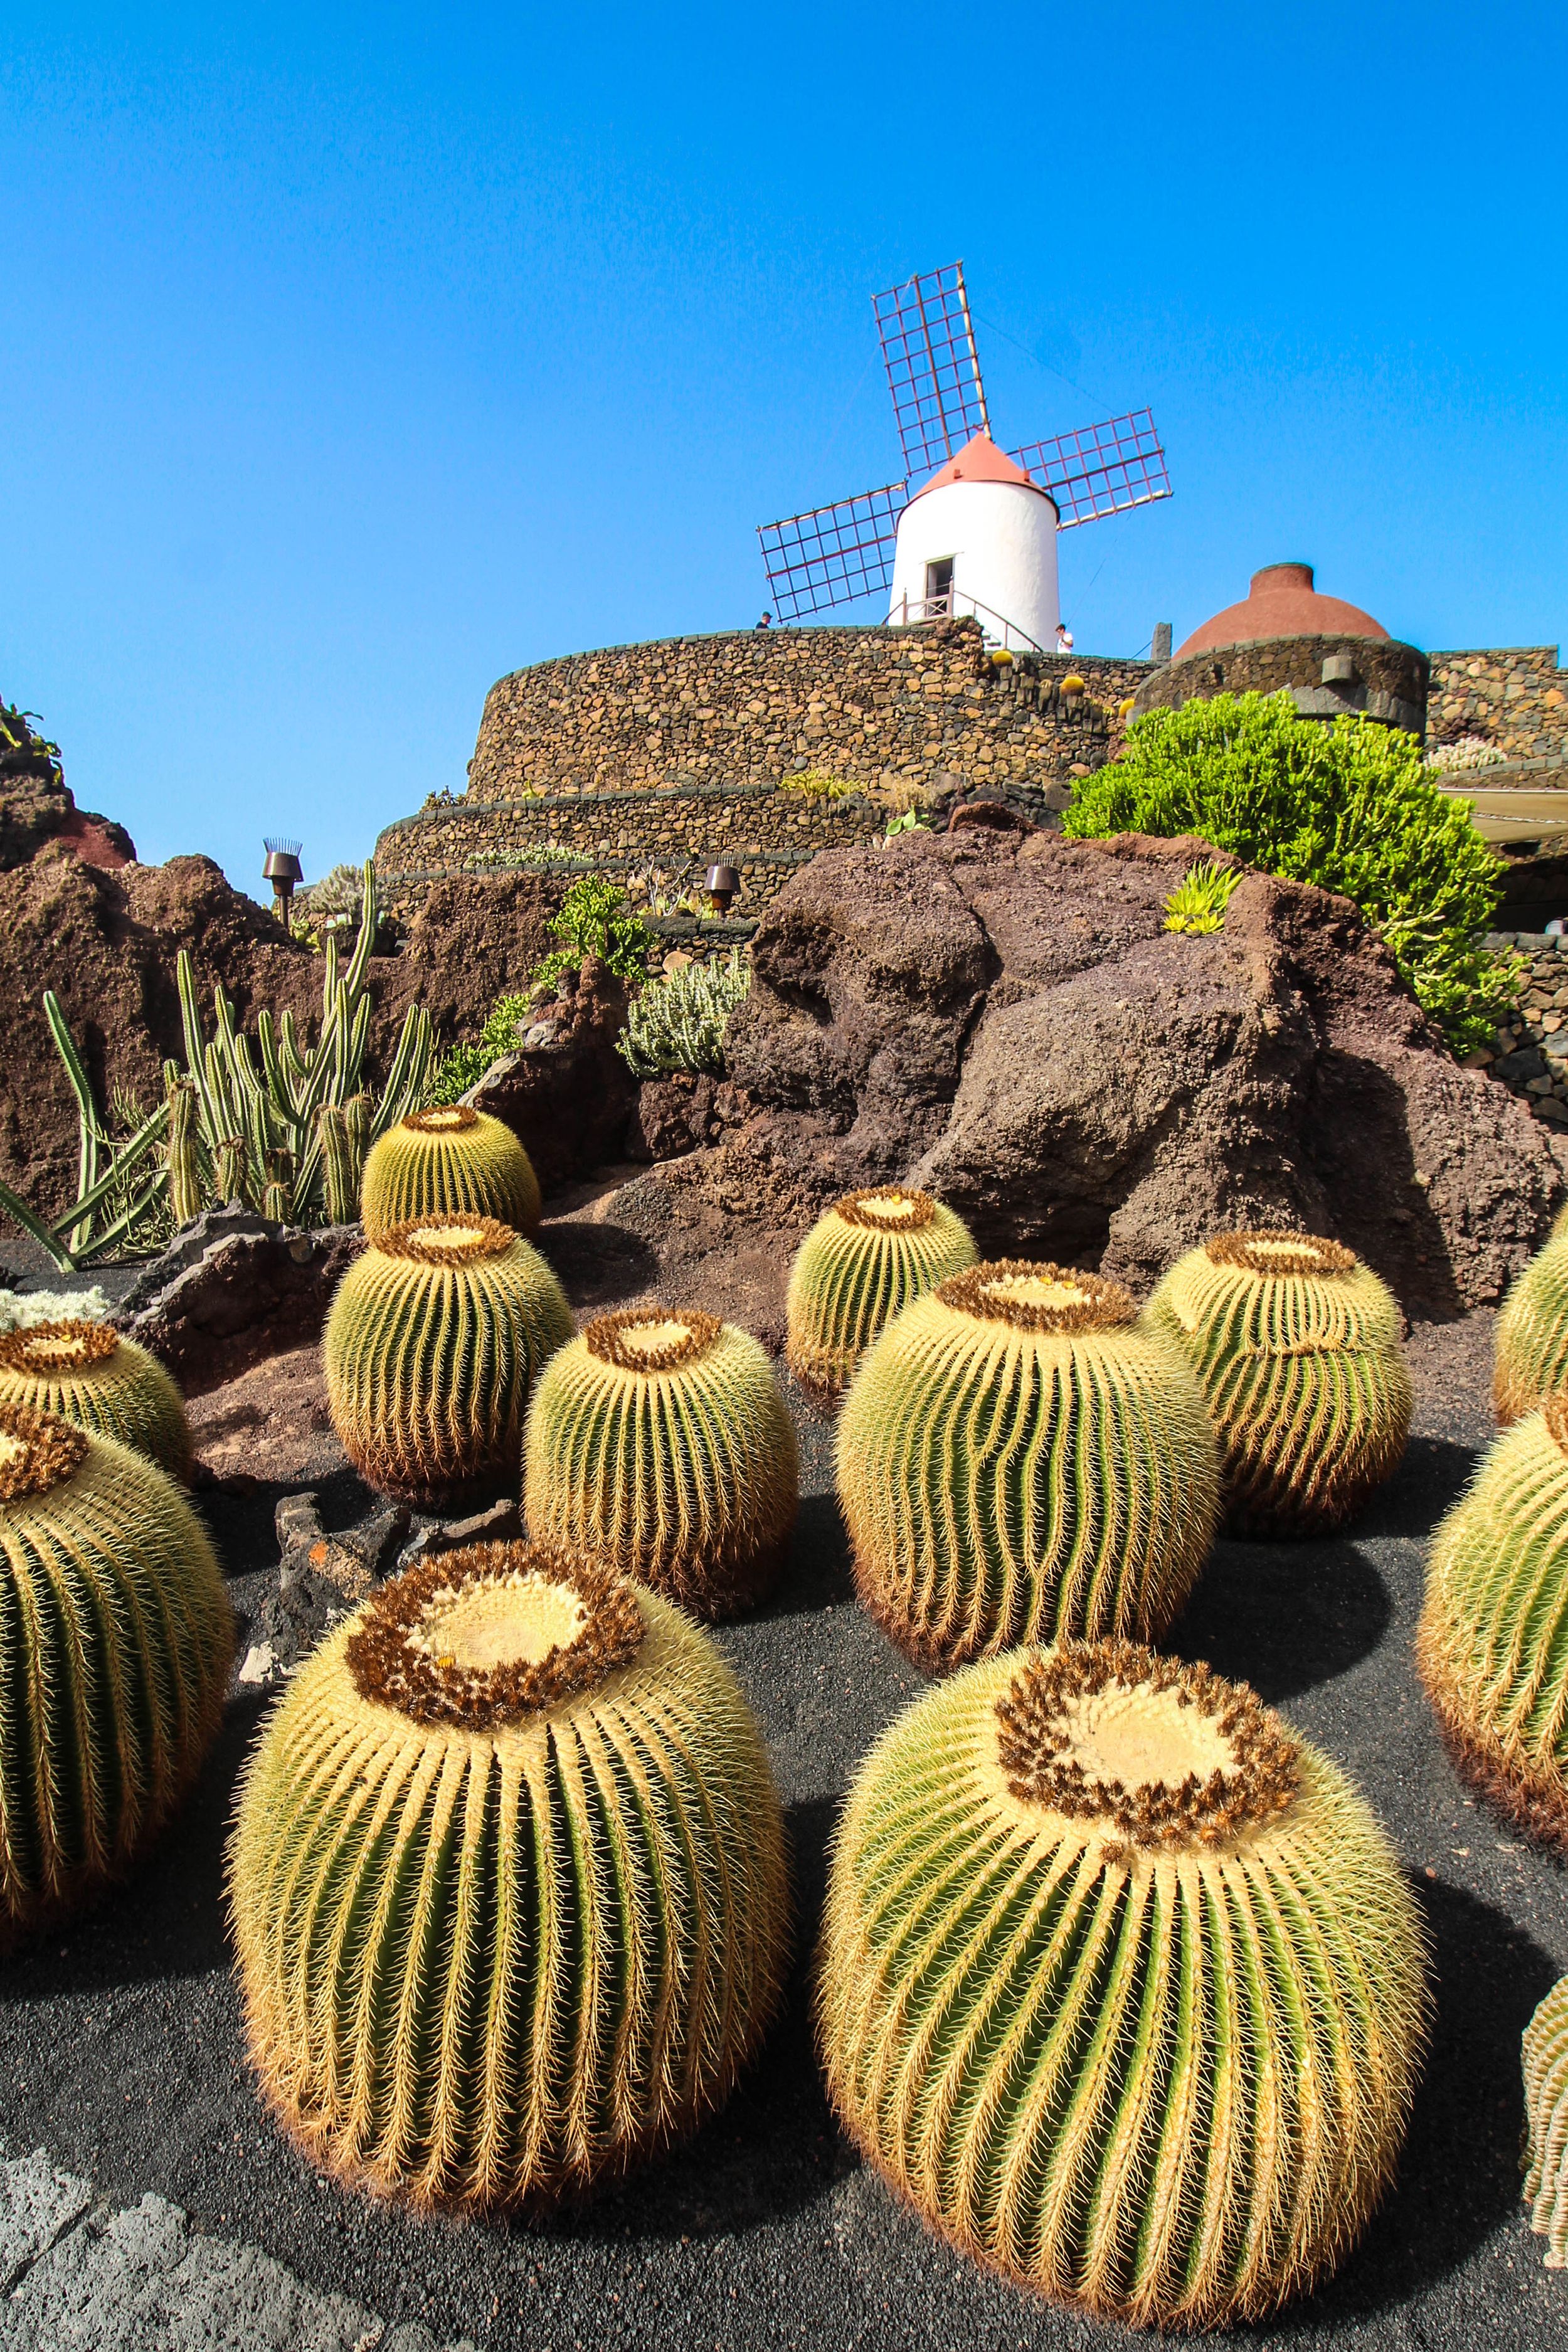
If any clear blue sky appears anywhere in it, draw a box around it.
[3,3,1564,893]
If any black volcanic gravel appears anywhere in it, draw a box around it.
[1,1296,1565,2350]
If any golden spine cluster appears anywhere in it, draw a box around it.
[361,1105,543,1241]
[231,1542,789,2208]
[0,1320,194,1483]
[836,1261,1219,1667]
[524,1308,798,1618]
[0,1404,233,1947]
[1493,1211,1568,1424]
[323,1215,573,1505]
[1524,1972,1568,2269]
[1417,1397,1568,1849]
[785,1187,977,1404]
[818,1641,1428,2329]
[1144,1230,1412,1535]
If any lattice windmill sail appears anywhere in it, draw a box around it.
[758,262,1170,653]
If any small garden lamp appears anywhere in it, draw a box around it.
[706,863,741,915]
[263,837,303,928]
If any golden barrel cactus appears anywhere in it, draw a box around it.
[0,1404,233,1947]
[1145,1229,1412,1535]
[523,1306,798,1618]
[0,1319,193,1483]
[231,1540,788,2208]
[324,1215,573,1506]
[785,1186,977,1405]
[836,1261,1219,1669]
[361,1104,543,1241]
[1525,1972,1568,2269]
[819,1638,1428,2329]
[1494,1215,1568,1424]
[1417,1400,1568,1849]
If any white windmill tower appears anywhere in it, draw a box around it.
[758,262,1170,654]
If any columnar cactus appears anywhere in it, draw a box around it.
[1417,1400,1568,1848]
[0,1404,233,1947]
[785,1187,977,1405]
[361,1105,542,1241]
[231,1540,788,2208]
[836,1261,1219,1668]
[1494,1218,1568,1424]
[1145,1229,1412,1535]
[1524,1973,1568,2268]
[0,1320,193,1483]
[524,1307,798,1617]
[324,1215,573,1505]
[819,1638,1428,2328]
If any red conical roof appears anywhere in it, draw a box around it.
[1176,563,1387,655]
[909,431,1052,502]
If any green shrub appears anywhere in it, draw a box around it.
[1062,692,1515,1053]
[533,876,649,992]
[1162,857,1242,935]
[426,992,534,1106]
[616,952,751,1078]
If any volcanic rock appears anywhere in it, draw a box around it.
[608,828,1563,1323]
[463,954,637,1188]
[114,1209,364,1396]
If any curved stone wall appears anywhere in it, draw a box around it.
[1130,633,1428,733]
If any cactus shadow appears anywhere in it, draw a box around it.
[503,1794,850,2251]
[1271,1875,1560,2327]
[535,1219,662,1312]
[751,1490,856,1622]
[1169,1535,1392,1705]
[0,1691,268,2002]
[1350,1433,1481,1544]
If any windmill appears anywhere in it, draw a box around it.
[758,262,1170,655]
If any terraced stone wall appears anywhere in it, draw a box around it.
[1428,647,1568,761]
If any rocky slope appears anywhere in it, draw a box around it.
[601,827,1562,1323]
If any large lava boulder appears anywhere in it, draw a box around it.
[617,827,1560,1320]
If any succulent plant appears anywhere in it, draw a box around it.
[1524,1971,1568,2268]
[836,1261,1219,1668]
[0,1320,194,1483]
[324,1215,573,1506]
[361,1105,543,1241]
[0,1404,233,1947]
[1493,1219,1568,1424]
[1417,1399,1568,1850]
[524,1307,798,1618]
[1144,1229,1412,1535]
[231,1539,788,2208]
[819,1638,1428,2329]
[785,1187,977,1406]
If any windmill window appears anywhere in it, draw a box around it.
[924,557,955,615]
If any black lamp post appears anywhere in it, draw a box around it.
[706,863,741,915]
[263,837,303,928]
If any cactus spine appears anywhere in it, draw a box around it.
[1524,1973,1568,2268]
[819,1639,1428,2329]
[1144,1229,1412,1535]
[324,1214,573,1505]
[231,1540,788,2208]
[213,1134,246,1203]
[0,1404,233,1946]
[1494,1217,1568,1424]
[836,1261,1219,1668]
[361,1105,542,1242]
[524,1308,798,1618]
[0,1320,194,1482]
[1417,1399,1568,1849]
[317,1102,360,1225]
[785,1187,977,1405]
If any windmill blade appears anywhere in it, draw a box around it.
[1010,408,1171,529]
[873,263,990,487]
[757,483,906,621]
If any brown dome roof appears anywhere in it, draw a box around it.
[1176,563,1388,656]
